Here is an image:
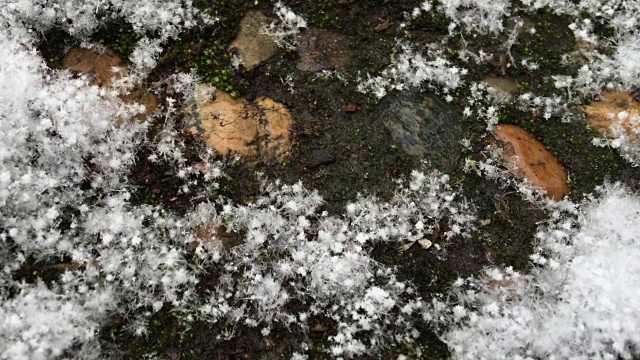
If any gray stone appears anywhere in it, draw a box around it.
[306,148,336,169]
[229,11,279,71]
[483,76,519,101]
[381,92,464,172]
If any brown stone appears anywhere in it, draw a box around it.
[62,47,125,87]
[296,29,352,72]
[228,11,279,71]
[63,47,159,123]
[492,124,569,201]
[570,39,597,67]
[373,19,393,32]
[584,91,640,141]
[186,85,293,163]
[187,224,236,252]
[119,88,159,122]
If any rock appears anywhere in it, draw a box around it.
[119,88,159,121]
[62,47,124,87]
[185,85,294,163]
[373,19,393,32]
[306,148,336,169]
[63,47,158,122]
[569,39,597,67]
[228,11,279,71]
[296,29,352,72]
[381,92,464,173]
[492,124,569,201]
[187,224,236,252]
[584,91,640,142]
[255,97,295,162]
[483,77,519,100]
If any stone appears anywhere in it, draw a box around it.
[296,28,352,72]
[569,39,597,67]
[380,92,464,173]
[584,91,640,142]
[306,148,336,169]
[483,76,519,100]
[492,124,569,201]
[228,11,279,71]
[255,97,295,162]
[62,47,125,87]
[373,19,393,32]
[185,85,293,163]
[63,47,158,122]
[119,88,159,121]
[188,224,235,250]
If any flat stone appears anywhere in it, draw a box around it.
[63,47,125,87]
[483,77,519,100]
[584,91,640,142]
[119,88,159,121]
[185,85,293,164]
[63,47,158,122]
[380,92,464,173]
[296,29,352,72]
[492,124,569,201]
[229,11,279,71]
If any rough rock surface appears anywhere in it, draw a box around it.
[492,124,569,201]
[584,91,640,142]
[296,28,352,72]
[228,11,279,71]
[186,86,293,163]
[380,92,464,173]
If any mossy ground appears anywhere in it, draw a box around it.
[32,0,640,358]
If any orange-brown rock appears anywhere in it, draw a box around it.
[584,91,640,141]
[492,124,569,201]
[187,224,236,252]
[63,47,158,122]
[194,92,259,158]
[119,88,159,121]
[255,97,294,162]
[63,47,125,87]
[185,86,294,163]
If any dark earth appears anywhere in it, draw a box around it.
[31,0,640,359]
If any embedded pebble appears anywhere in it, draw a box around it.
[584,91,640,142]
[228,11,279,71]
[493,124,569,201]
[185,85,293,164]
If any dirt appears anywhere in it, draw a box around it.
[32,0,640,359]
